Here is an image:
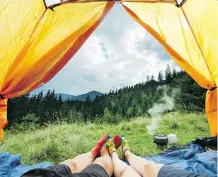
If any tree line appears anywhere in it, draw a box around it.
[7,65,206,127]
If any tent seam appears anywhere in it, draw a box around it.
[48,0,175,9]
[181,7,216,88]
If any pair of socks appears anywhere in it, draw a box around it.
[91,134,130,158]
[106,135,129,156]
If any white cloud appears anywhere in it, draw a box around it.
[36,4,180,95]
[81,36,113,65]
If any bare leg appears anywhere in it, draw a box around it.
[92,149,113,177]
[112,152,140,177]
[61,133,109,173]
[106,135,140,177]
[61,151,94,173]
[125,150,163,177]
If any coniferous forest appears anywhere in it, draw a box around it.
[7,65,206,128]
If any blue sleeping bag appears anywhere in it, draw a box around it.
[0,153,51,177]
[144,144,217,177]
[0,143,217,177]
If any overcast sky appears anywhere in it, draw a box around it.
[36,3,180,95]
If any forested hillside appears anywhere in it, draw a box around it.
[56,91,103,101]
[7,65,206,127]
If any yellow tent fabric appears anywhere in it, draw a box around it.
[0,0,114,140]
[0,0,217,139]
[121,0,217,136]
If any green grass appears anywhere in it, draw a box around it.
[0,112,210,165]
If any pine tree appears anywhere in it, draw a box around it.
[151,75,155,81]
[172,68,177,78]
[158,71,164,83]
[146,75,150,82]
[165,64,172,83]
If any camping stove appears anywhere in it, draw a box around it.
[154,134,168,149]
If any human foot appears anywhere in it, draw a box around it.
[106,135,117,155]
[91,133,109,158]
[113,134,129,153]
[120,135,130,159]
[114,134,122,149]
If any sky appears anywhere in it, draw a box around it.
[37,2,180,95]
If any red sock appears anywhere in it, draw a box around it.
[91,133,109,158]
[114,135,122,149]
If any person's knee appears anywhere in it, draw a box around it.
[144,162,154,175]
[94,156,112,170]
[61,159,81,173]
[94,156,113,177]
[143,162,163,177]
[120,166,133,177]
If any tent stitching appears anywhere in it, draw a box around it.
[181,6,216,87]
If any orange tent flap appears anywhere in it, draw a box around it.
[206,89,217,136]
[0,1,114,139]
[0,2,114,98]
[122,0,218,88]
[0,0,45,88]
[0,98,8,140]
[121,0,217,135]
[181,0,217,85]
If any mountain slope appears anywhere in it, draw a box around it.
[56,93,75,101]
[56,91,103,101]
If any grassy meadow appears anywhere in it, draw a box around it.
[0,112,210,165]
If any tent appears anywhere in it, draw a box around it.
[0,0,217,140]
